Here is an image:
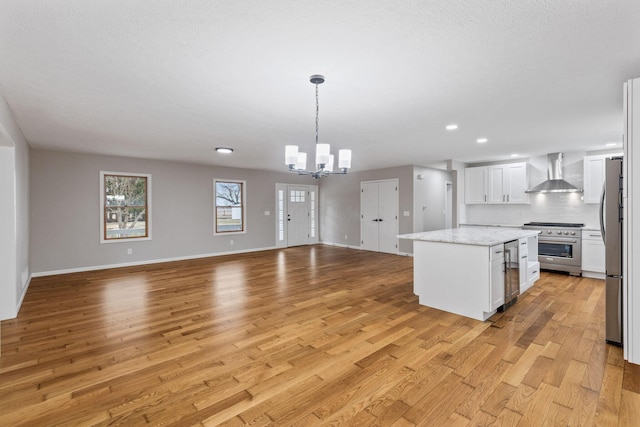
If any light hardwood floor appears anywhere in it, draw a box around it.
[1,245,639,426]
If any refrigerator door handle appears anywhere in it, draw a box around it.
[599,181,606,244]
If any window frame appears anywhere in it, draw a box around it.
[214,178,247,235]
[100,171,152,243]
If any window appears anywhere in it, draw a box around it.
[100,172,151,242]
[214,179,246,234]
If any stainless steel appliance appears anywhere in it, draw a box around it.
[525,153,583,193]
[522,222,583,276]
[502,240,520,310]
[600,157,623,346]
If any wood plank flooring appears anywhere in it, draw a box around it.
[1,245,639,426]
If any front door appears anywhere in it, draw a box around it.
[275,184,318,248]
[287,186,310,247]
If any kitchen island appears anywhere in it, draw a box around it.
[398,228,541,321]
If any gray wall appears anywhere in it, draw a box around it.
[413,166,453,232]
[30,150,311,274]
[0,92,30,321]
[319,165,414,253]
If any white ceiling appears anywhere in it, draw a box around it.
[1,1,639,172]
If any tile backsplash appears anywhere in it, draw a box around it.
[466,193,600,228]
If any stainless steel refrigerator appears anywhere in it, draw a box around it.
[600,156,623,346]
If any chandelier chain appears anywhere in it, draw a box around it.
[315,82,320,145]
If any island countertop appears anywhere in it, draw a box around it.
[398,227,541,246]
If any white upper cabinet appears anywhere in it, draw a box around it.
[464,166,488,204]
[583,154,607,204]
[505,162,528,203]
[488,166,506,203]
[465,162,529,204]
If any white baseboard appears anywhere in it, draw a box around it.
[31,246,278,278]
[320,242,413,257]
[320,241,363,250]
[582,271,606,280]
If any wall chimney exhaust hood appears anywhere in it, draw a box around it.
[525,153,583,193]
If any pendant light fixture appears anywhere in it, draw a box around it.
[285,74,352,179]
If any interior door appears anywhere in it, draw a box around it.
[287,186,309,247]
[444,181,453,228]
[361,181,380,252]
[377,180,398,254]
[360,179,398,254]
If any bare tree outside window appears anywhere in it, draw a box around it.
[102,173,150,240]
[215,180,245,233]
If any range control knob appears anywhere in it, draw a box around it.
[547,230,552,234]
[557,230,562,235]
[571,231,576,235]
[564,231,569,235]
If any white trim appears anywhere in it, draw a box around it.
[214,178,247,236]
[320,241,363,250]
[15,274,30,316]
[31,246,277,278]
[100,171,152,244]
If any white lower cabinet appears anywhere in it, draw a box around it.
[582,229,605,278]
[522,235,540,292]
[490,244,505,311]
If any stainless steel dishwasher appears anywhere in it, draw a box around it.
[501,240,520,311]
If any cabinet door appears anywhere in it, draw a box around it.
[490,256,505,310]
[519,254,528,287]
[583,156,606,204]
[582,233,605,273]
[506,163,528,204]
[488,166,506,203]
[465,167,487,204]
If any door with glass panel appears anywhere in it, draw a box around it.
[275,184,318,248]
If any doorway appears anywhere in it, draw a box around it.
[444,181,453,229]
[275,184,318,248]
[360,179,398,254]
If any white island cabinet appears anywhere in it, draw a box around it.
[398,228,541,321]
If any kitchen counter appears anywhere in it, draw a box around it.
[398,227,540,247]
[398,227,540,321]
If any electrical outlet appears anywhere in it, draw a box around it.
[230,239,234,245]
[127,248,133,255]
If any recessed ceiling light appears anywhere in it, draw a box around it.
[511,153,519,157]
[605,142,618,147]
[446,124,458,131]
[215,147,234,154]
[476,138,488,144]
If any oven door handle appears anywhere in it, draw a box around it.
[538,238,578,244]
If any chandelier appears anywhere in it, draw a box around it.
[285,75,352,179]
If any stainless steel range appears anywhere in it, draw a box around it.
[523,222,584,276]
